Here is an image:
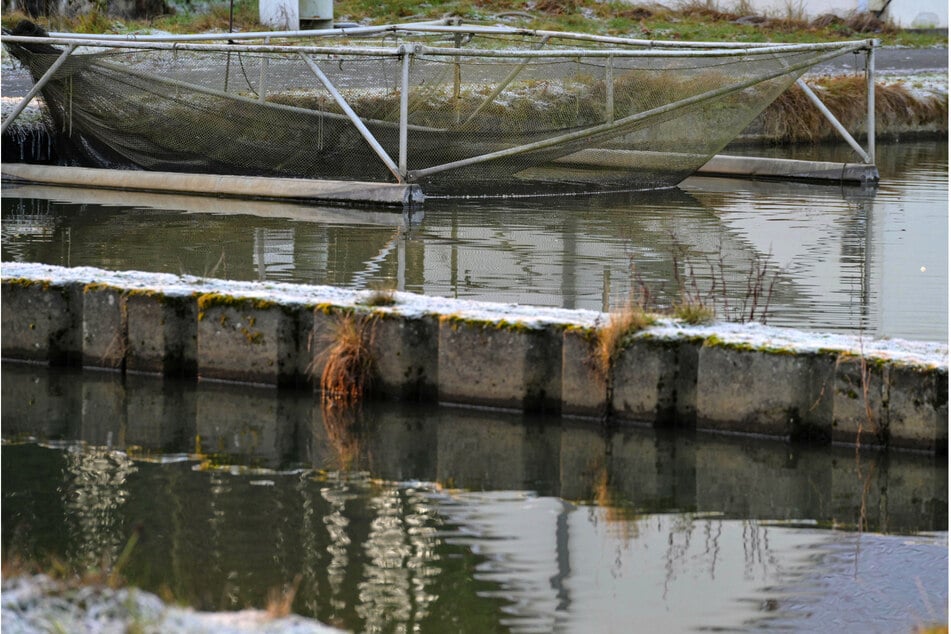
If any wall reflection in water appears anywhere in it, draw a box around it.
[3,363,947,632]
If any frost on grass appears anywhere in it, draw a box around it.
[2,574,343,634]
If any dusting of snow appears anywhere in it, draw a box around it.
[3,262,946,369]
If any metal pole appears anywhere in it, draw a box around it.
[258,36,269,103]
[866,40,877,165]
[796,79,871,164]
[604,56,614,124]
[399,45,412,177]
[0,44,75,136]
[299,53,403,182]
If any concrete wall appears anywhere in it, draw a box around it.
[2,265,946,453]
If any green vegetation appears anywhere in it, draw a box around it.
[2,0,945,46]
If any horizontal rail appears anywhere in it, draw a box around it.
[1,34,869,58]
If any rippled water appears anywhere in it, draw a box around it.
[2,363,947,633]
[2,141,947,341]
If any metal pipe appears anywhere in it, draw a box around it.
[604,56,614,124]
[399,45,412,177]
[0,44,75,135]
[866,39,877,165]
[258,36,269,103]
[796,79,871,164]
[410,45,853,179]
[1,34,868,58]
[299,53,403,182]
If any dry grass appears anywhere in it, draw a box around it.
[320,400,363,470]
[762,76,948,143]
[594,300,653,380]
[316,312,378,405]
[266,574,302,618]
[363,287,397,307]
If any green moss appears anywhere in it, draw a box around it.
[439,313,535,333]
[123,288,168,304]
[703,334,797,355]
[3,277,51,291]
[83,282,121,294]
[196,292,276,313]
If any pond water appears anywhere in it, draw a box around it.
[2,140,947,341]
[2,363,947,633]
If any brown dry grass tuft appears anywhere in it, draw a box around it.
[762,76,948,143]
[594,300,653,380]
[317,313,378,405]
[266,574,303,618]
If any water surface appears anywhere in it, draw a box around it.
[2,141,946,341]
[3,363,947,633]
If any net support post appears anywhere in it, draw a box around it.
[866,39,878,166]
[605,56,614,124]
[795,78,871,164]
[299,52,403,183]
[0,43,76,136]
[399,44,414,178]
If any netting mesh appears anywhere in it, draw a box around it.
[6,31,846,192]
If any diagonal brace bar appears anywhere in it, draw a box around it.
[796,78,871,164]
[299,53,403,182]
[1,44,76,136]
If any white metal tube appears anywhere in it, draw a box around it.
[399,45,411,177]
[605,56,614,124]
[299,53,402,182]
[866,40,877,164]
[796,79,871,164]
[0,44,75,135]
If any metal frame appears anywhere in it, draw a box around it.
[1,25,879,183]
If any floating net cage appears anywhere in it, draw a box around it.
[3,24,870,193]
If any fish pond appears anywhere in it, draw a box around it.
[1,140,947,341]
[2,362,947,632]
[1,139,948,631]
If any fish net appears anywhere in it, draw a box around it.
[4,27,860,193]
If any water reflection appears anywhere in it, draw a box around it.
[2,141,946,340]
[2,363,947,632]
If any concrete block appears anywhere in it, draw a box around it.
[82,284,126,370]
[885,364,948,452]
[196,294,297,385]
[611,338,681,425]
[831,355,888,447]
[560,328,607,418]
[125,291,198,376]
[1,279,81,364]
[674,340,701,426]
[695,343,835,439]
[371,313,438,401]
[438,317,562,412]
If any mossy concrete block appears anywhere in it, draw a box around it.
[1,279,81,364]
[886,364,948,452]
[82,285,126,370]
[611,338,681,425]
[831,355,889,447]
[301,306,347,391]
[438,317,562,412]
[126,292,197,377]
[372,313,438,401]
[560,328,606,417]
[673,340,701,426]
[196,296,297,385]
[695,343,835,439]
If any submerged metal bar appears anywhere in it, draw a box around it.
[0,44,75,135]
[867,40,877,164]
[410,45,853,179]
[299,53,403,182]
[461,35,551,127]
[796,79,871,164]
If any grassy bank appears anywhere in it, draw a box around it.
[1,0,947,46]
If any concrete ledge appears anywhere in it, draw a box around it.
[1,263,946,454]
[1,164,425,208]
[697,155,880,184]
